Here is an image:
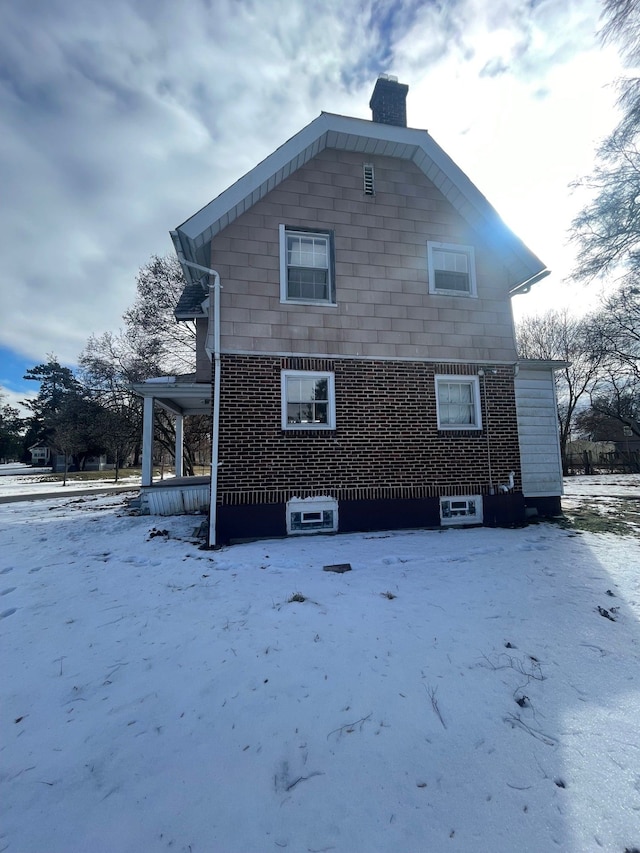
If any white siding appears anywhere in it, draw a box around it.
[515,367,563,497]
[142,484,210,516]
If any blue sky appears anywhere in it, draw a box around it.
[0,0,623,410]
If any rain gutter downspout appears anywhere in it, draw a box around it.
[175,256,222,549]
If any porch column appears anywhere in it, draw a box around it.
[142,396,154,486]
[175,414,184,478]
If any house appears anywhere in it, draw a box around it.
[28,443,51,467]
[133,76,564,545]
[28,443,111,472]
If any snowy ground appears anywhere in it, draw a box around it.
[0,463,141,497]
[1,484,639,852]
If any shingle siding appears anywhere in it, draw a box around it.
[210,148,518,363]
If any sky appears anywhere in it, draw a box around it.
[1,474,640,851]
[0,0,625,411]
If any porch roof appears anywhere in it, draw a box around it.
[131,377,211,416]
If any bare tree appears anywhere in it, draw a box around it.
[570,134,640,288]
[79,255,207,476]
[571,1,640,287]
[600,0,640,67]
[516,310,601,473]
[123,254,195,376]
[584,284,640,436]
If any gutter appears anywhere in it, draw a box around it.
[173,253,222,548]
[509,268,551,297]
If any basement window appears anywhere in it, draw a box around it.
[440,495,483,526]
[287,497,338,535]
[363,163,375,195]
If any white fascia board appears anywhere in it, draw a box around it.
[176,115,335,246]
[517,359,569,371]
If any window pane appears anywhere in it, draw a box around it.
[438,381,475,425]
[434,270,470,292]
[287,235,328,269]
[433,249,468,273]
[313,402,328,423]
[285,231,331,302]
[432,247,471,293]
[314,378,328,401]
[288,268,328,301]
[290,509,334,531]
[283,371,333,429]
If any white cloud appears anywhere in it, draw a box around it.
[0,384,35,416]
[0,0,624,369]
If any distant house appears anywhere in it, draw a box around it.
[569,423,640,473]
[28,444,50,467]
[28,444,110,473]
[134,76,564,545]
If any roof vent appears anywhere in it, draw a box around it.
[363,163,375,195]
[369,75,409,127]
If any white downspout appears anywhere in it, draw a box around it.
[478,369,494,494]
[177,257,221,548]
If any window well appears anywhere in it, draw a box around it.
[286,497,338,535]
[440,495,483,526]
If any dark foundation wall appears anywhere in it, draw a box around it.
[524,496,563,517]
[216,493,526,545]
[217,503,287,544]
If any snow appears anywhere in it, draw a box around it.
[0,464,142,498]
[1,486,639,852]
[563,472,640,500]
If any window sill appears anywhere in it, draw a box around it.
[281,428,336,436]
[429,290,477,298]
[281,298,338,307]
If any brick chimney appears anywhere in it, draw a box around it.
[369,75,409,127]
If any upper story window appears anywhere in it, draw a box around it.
[435,375,482,430]
[279,225,335,305]
[281,370,336,430]
[427,241,477,297]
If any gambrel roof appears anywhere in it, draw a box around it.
[171,111,548,311]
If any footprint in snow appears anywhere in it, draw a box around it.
[28,567,42,573]
[0,608,16,619]
[0,567,14,574]
[1,587,16,596]
[517,543,550,552]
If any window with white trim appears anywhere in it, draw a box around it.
[281,370,336,430]
[427,241,477,296]
[435,375,482,430]
[279,225,335,304]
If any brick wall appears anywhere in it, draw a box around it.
[216,354,522,506]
